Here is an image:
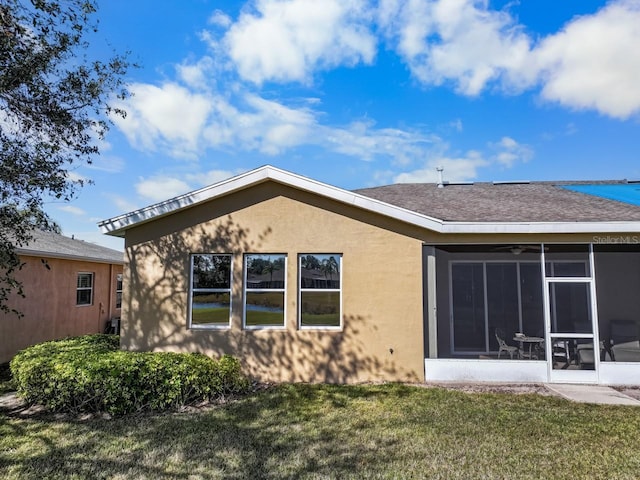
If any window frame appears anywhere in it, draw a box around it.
[298,254,343,330]
[76,272,94,306]
[243,253,287,330]
[115,273,123,309]
[188,253,233,330]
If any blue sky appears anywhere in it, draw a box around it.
[50,0,640,249]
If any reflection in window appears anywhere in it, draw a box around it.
[190,254,232,328]
[244,254,286,328]
[299,254,342,328]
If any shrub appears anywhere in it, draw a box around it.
[10,334,250,415]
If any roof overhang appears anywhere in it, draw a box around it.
[98,165,640,237]
[16,249,124,265]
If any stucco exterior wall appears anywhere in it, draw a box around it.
[121,182,426,383]
[0,256,122,363]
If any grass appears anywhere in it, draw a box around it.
[2,383,640,479]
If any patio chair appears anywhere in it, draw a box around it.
[609,320,640,362]
[495,328,520,360]
[552,339,572,367]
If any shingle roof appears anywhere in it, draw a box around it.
[353,181,640,223]
[100,166,640,236]
[15,230,124,264]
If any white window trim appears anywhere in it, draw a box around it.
[243,253,287,330]
[76,272,94,307]
[188,253,233,330]
[298,254,343,331]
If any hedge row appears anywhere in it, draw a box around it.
[10,334,249,415]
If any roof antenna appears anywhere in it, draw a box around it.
[436,166,444,188]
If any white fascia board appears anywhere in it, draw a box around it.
[440,221,640,234]
[98,165,446,236]
[98,167,273,236]
[98,164,640,238]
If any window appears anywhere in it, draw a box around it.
[299,254,342,328]
[244,254,286,328]
[76,273,94,306]
[115,273,123,309]
[190,254,232,328]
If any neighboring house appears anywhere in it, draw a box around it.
[0,230,124,363]
[99,166,640,385]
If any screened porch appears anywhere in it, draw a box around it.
[425,242,640,384]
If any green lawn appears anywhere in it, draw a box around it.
[2,383,640,479]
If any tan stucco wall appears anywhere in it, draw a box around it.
[0,256,122,363]
[121,182,426,383]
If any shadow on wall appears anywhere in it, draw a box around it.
[123,215,410,383]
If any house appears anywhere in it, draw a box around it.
[99,166,640,385]
[0,230,124,363]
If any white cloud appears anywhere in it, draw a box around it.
[115,83,213,157]
[176,57,216,90]
[114,0,640,174]
[490,136,533,167]
[186,168,244,187]
[117,77,445,166]
[379,0,530,95]
[322,120,437,165]
[393,150,488,183]
[200,93,317,154]
[58,205,87,216]
[105,194,140,214]
[222,0,376,84]
[532,0,640,119]
[135,176,192,202]
[378,0,640,117]
[86,155,125,173]
[209,10,232,28]
[391,134,532,182]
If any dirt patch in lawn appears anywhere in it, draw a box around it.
[422,382,557,396]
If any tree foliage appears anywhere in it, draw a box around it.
[0,0,133,314]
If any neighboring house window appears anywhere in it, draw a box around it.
[244,254,286,328]
[76,273,94,306]
[190,254,232,328]
[299,254,342,329]
[115,274,123,309]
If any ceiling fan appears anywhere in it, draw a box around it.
[491,245,547,255]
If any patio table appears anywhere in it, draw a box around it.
[514,336,544,359]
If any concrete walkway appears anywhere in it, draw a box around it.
[546,384,640,406]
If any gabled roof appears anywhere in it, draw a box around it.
[99,165,640,236]
[16,230,124,264]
